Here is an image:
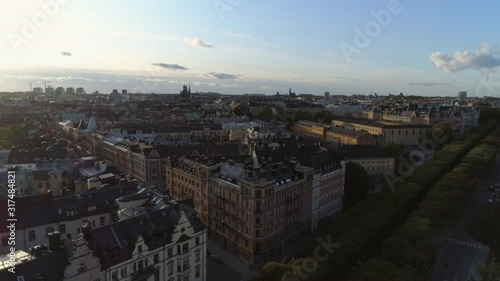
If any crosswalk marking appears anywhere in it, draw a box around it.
[441,237,488,250]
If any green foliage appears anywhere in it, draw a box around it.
[344,162,374,209]
[257,105,274,121]
[393,216,432,244]
[233,103,249,116]
[429,121,455,146]
[469,204,500,257]
[476,261,500,281]
[256,121,498,281]
[312,110,333,123]
[293,110,313,122]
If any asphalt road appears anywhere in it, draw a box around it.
[207,258,246,281]
[429,153,500,281]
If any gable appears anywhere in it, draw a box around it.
[148,150,160,158]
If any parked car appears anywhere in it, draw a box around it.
[210,255,222,263]
[489,186,495,191]
[488,198,494,203]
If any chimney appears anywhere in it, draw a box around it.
[48,231,61,251]
[82,221,94,242]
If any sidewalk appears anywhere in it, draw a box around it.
[207,240,260,280]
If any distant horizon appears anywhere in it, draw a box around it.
[1,1,499,97]
[1,89,494,99]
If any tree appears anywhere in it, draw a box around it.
[394,216,432,245]
[475,261,500,281]
[344,162,373,209]
[293,110,313,122]
[313,110,333,123]
[257,105,274,121]
[380,237,414,265]
[233,103,249,116]
[430,121,455,146]
[358,259,399,281]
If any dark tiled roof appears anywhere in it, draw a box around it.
[328,127,369,137]
[54,186,134,221]
[90,207,205,269]
[343,145,393,159]
[15,193,57,229]
[0,251,67,281]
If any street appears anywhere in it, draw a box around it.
[429,153,500,281]
[206,240,259,281]
[207,258,246,281]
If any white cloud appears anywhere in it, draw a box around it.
[184,37,214,49]
[204,72,240,80]
[429,43,500,73]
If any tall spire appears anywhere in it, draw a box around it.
[188,84,191,94]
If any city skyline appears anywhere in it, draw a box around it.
[1,0,500,96]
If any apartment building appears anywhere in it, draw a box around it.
[0,184,136,255]
[331,120,431,147]
[167,139,345,265]
[343,145,395,176]
[325,127,377,145]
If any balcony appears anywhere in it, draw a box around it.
[131,265,159,281]
[177,265,191,274]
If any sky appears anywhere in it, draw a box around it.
[1,0,500,97]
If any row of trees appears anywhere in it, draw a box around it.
[292,109,336,124]
[343,162,374,210]
[358,138,498,281]
[253,120,498,281]
[468,124,500,260]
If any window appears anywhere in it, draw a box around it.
[167,261,174,275]
[138,245,143,253]
[154,253,159,263]
[167,247,173,257]
[154,270,160,281]
[196,265,201,278]
[78,265,87,274]
[59,224,66,234]
[111,271,118,280]
[182,258,189,270]
[100,216,105,226]
[195,248,200,262]
[92,221,96,228]
[120,266,127,277]
[28,231,36,241]
[195,236,200,246]
[182,242,189,254]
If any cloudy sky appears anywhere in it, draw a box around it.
[1,0,500,96]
